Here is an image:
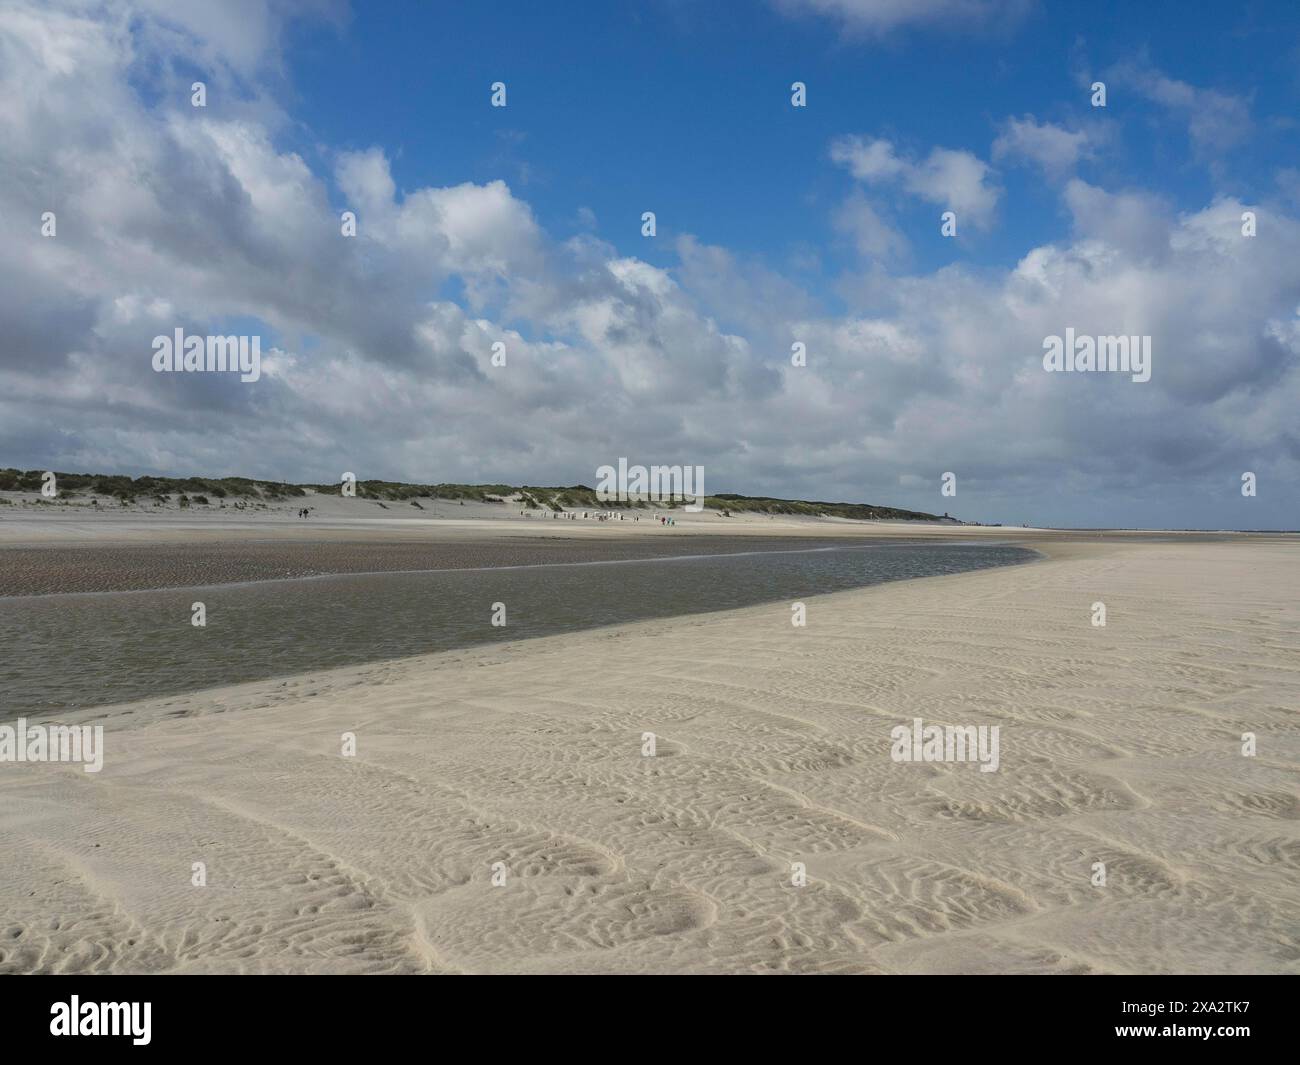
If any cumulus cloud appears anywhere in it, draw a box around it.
[131,0,347,82]
[993,115,1102,178]
[833,193,910,261]
[1061,179,1173,261]
[831,135,1001,231]
[1108,59,1254,157]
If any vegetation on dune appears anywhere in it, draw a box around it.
[0,469,275,500]
[0,468,952,521]
[704,493,943,522]
[310,479,514,502]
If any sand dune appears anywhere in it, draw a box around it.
[1,537,1296,973]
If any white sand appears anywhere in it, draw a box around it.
[1,536,1297,973]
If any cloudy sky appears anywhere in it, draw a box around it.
[2,0,1298,528]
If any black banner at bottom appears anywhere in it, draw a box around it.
[1,974,1291,1052]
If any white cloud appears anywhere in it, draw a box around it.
[132,0,347,81]
[1062,179,1172,261]
[833,193,910,260]
[993,115,1100,177]
[1109,59,1253,157]
[773,0,1029,37]
[830,136,905,181]
[831,135,1000,230]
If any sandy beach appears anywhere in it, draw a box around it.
[1,520,1295,974]
[7,0,1300,1031]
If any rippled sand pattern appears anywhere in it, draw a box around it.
[1,540,1296,973]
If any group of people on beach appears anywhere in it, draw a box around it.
[513,509,679,525]
[574,511,676,525]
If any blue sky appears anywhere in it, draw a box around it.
[281,0,1297,284]
[2,0,1299,528]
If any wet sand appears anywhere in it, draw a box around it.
[1,541,1035,713]
[0,534,949,597]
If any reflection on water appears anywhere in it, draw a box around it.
[3,542,1035,714]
